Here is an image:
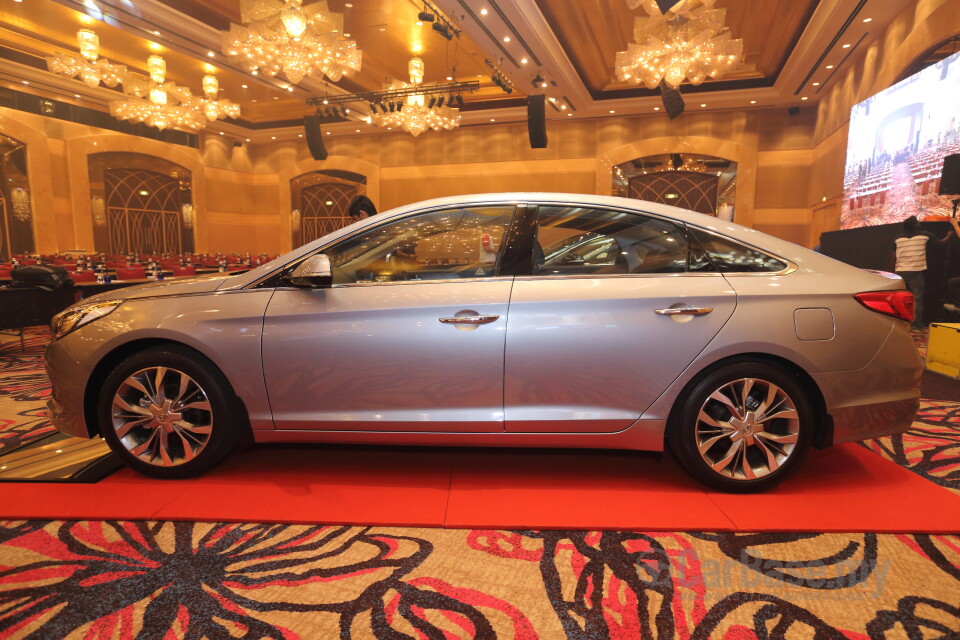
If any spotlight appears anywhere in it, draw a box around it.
[330,106,340,117]
[428,96,437,108]
[418,11,435,22]
[388,102,396,112]
[436,96,445,107]
[369,103,379,114]
[532,74,544,88]
[432,21,453,40]
[454,94,464,108]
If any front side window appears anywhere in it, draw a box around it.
[323,205,515,284]
[689,227,788,273]
[534,206,690,275]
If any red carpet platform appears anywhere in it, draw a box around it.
[2,443,959,532]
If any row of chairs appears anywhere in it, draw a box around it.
[0,265,201,280]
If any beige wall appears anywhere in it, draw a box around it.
[1,0,955,254]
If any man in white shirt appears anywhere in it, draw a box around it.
[894,215,960,330]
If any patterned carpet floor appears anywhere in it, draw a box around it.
[1,328,958,639]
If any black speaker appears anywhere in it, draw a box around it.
[788,106,801,116]
[527,95,547,149]
[938,154,960,195]
[303,115,328,160]
[659,84,684,119]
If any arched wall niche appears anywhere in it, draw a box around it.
[597,136,756,228]
[0,110,56,254]
[277,155,379,253]
[290,170,367,248]
[67,134,205,253]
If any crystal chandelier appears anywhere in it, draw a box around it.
[222,0,361,84]
[615,5,742,90]
[46,28,127,88]
[10,187,31,222]
[370,58,461,137]
[175,75,241,122]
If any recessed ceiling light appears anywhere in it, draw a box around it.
[566,113,572,116]
[273,96,279,100]
[251,99,257,102]
[207,51,216,57]
[826,65,834,69]
[521,58,528,64]
[355,129,360,132]
[700,103,706,107]
[379,27,386,31]
[812,82,820,86]
[446,76,452,80]
[654,107,660,111]
[801,96,808,100]
[74,94,81,98]
[480,8,488,15]
[490,118,496,122]
[245,138,250,142]
[862,17,872,22]
[343,33,350,37]
[251,70,258,75]
[298,133,303,137]
[219,131,224,135]
[152,30,161,36]
[325,131,331,135]
[345,2,353,6]
[344,108,349,113]
[609,110,615,114]
[503,36,510,42]
[842,43,851,48]
[21,80,28,85]
[416,20,423,25]
[560,105,567,110]
[241,84,248,88]
[287,86,294,92]
[271,136,276,140]
[541,82,548,88]
[750,100,756,104]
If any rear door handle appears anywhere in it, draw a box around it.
[439,315,500,325]
[654,306,714,316]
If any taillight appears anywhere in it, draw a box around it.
[854,291,915,322]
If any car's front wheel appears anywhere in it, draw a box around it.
[668,361,813,492]
[98,345,240,478]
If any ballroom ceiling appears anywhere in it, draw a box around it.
[0,0,908,140]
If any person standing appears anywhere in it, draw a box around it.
[894,215,960,330]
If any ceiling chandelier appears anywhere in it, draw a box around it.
[110,56,205,131]
[179,75,242,122]
[46,28,126,88]
[222,0,361,84]
[615,4,743,90]
[369,58,461,137]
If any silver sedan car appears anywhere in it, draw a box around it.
[45,193,921,492]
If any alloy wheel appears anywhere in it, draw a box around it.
[694,377,800,481]
[110,366,214,467]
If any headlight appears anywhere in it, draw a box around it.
[51,300,124,340]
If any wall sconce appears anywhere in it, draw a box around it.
[181,203,194,229]
[91,195,106,226]
[291,208,301,232]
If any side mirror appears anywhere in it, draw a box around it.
[289,254,332,288]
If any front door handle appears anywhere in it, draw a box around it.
[654,306,714,316]
[439,315,500,325]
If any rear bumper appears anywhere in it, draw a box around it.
[44,339,94,439]
[813,323,922,445]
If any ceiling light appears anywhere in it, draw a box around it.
[560,104,566,110]
[812,82,820,86]
[219,131,224,135]
[47,28,126,88]
[609,109,615,113]
[532,74,544,87]
[842,43,851,48]
[521,58,528,64]
[418,11,435,22]
[345,3,353,6]
[541,81,548,88]
[74,94,81,98]
[480,8,488,15]
[246,138,250,141]
[801,96,808,100]
[432,21,453,40]
[749,100,756,104]
[223,0,361,83]
[152,30,161,36]
[862,17,872,22]
[207,51,216,57]
[446,76,453,80]
[654,106,660,111]
[241,84,248,88]
[616,6,743,89]
[416,21,423,26]
[369,57,462,136]
[567,113,572,116]
[503,36,510,42]
[490,118,496,122]
[826,65,834,69]
[700,103,706,107]
[21,81,29,85]
[271,136,276,139]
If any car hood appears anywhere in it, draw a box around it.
[78,272,233,305]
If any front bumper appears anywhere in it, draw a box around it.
[44,339,95,439]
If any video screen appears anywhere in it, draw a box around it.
[841,50,960,228]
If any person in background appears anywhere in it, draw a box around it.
[894,215,960,331]
[348,195,377,222]
[944,276,960,317]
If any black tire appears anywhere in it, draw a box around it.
[667,361,814,493]
[98,345,241,479]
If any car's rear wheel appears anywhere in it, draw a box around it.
[98,346,240,479]
[668,361,813,492]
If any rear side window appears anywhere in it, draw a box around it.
[689,227,788,273]
[535,206,690,275]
